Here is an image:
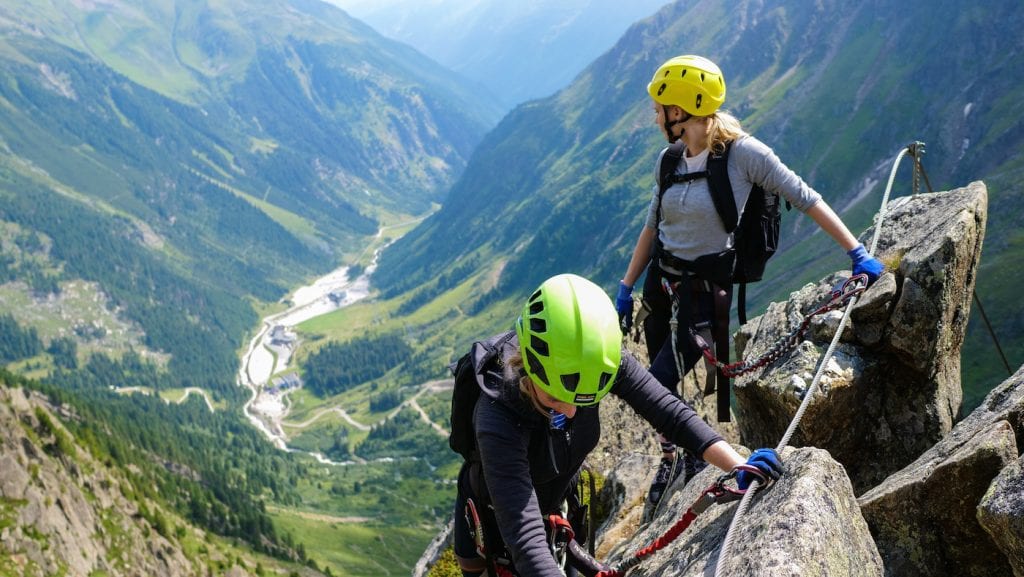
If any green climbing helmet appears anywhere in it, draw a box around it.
[515,274,621,407]
[647,54,726,116]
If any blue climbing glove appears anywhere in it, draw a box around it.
[615,281,634,333]
[736,448,784,490]
[847,244,884,285]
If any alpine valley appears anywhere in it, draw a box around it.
[0,0,1021,576]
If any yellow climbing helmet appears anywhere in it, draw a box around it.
[516,274,621,407]
[647,55,726,116]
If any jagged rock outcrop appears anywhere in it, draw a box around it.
[860,364,1024,577]
[596,447,882,576]
[733,183,988,492]
[0,383,324,577]
[979,452,1024,576]
[0,385,194,576]
[421,183,1016,576]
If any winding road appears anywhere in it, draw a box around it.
[236,218,450,458]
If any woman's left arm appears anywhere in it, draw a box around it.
[701,439,745,470]
[804,200,859,251]
[805,199,886,282]
[739,137,884,280]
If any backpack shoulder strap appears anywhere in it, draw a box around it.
[469,330,516,386]
[657,141,687,194]
[655,141,687,225]
[706,141,739,233]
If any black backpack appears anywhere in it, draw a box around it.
[655,139,789,323]
[448,331,516,461]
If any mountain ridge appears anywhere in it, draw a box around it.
[326,0,671,111]
[0,0,501,397]
[371,0,1024,403]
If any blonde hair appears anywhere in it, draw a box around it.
[507,351,551,417]
[706,109,748,155]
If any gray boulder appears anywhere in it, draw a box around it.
[979,453,1024,577]
[858,362,1024,576]
[596,447,882,577]
[734,183,988,492]
[0,384,196,576]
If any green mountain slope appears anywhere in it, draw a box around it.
[0,3,501,573]
[373,0,1024,407]
[0,0,497,393]
[0,370,327,576]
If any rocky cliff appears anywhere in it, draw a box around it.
[588,183,1024,576]
[0,379,325,577]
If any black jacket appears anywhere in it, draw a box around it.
[459,331,723,576]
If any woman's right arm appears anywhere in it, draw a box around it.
[612,352,724,457]
[622,225,656,288]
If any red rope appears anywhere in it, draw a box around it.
[638,508,699,557]
[594,474,755,577]
[594,506,702,577]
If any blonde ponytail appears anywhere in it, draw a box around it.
[706,110,748,154]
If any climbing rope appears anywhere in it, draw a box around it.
[973,291,1014,376]
[665,277,689,395]
[712,143,916,577]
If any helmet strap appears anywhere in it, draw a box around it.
[662,105,691,143]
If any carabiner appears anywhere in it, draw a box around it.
[829,274,869,308]
[661,277,676,296]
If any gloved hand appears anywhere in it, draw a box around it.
[847,244,884,285]
[736,448,784,490]
[615,281,634,333]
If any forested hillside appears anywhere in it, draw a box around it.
[0,1,496,574]
[0,0,495,395]
[0,369,326,575]
[371,0,1024,407]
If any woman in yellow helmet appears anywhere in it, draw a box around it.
[615,55,884,509]
[451,273,781,577]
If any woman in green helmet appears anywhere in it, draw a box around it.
[450,273,782,577]
[614,55,885,508]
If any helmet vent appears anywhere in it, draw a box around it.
[657,83,666,96]
[531,335,549,357]
[530,318,546,333]
[680,69,686,78]
[525,349,549,386]
[560,373,580,392]
[599,372,613,390]
[700,72,705,81]
[529,301,544,315]
[695,94,703,109]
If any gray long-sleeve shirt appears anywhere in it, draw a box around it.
[645,135,822,261]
